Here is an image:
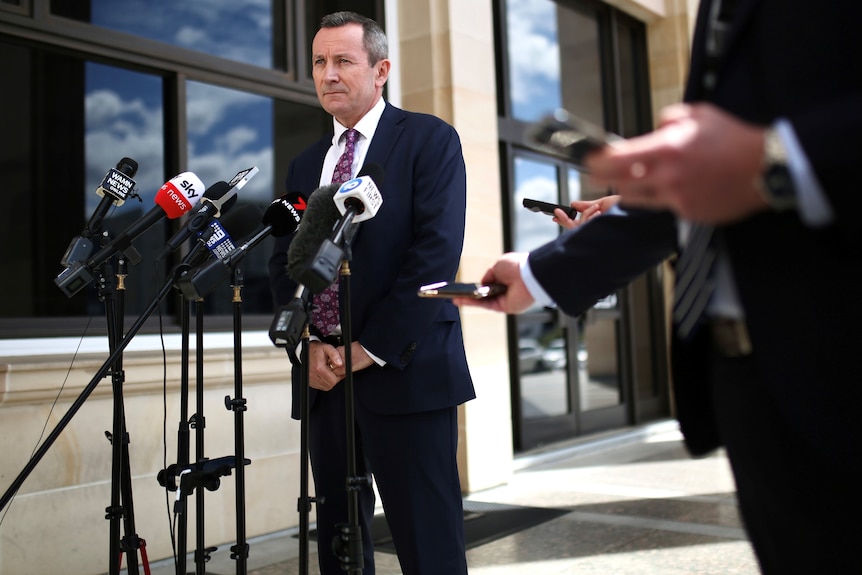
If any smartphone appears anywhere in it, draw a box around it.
[418,281,507,299]
[526,109,620,168]
[522,198,576,219]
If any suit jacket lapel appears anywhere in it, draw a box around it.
[350,102,405,244]
[363,102,405,172]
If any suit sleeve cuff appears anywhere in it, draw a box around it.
[776,118,834,227]
[520,252,554,307]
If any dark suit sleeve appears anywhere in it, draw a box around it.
[529,207,678,317]
[790,91,862,248]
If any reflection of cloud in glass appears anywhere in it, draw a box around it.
[186,82,274,202]
[568,168,583,202]
[91,0,272,68]
[187,84,264,136]
[514,158,559,253]
[506,0,561,121]
[85,66,165,211]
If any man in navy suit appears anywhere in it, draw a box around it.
[457,1,861,573]
[269,11,473,575]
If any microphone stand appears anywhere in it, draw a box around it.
[176,293,193,574]
[0,247,242,568]
[159,248,251,575]
[102,257,143,575]
[268,291,318,575]
[193,297,217,575]
[226,267,251,575]
[297,316,316,575]
[331,258,366,574]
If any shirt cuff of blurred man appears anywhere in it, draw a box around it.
[520,253,554,307]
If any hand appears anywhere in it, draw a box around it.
[584,103,769,224]
[452,252,535,314]
[553,196,621,229]
[308,341,344,391]
[336,341,375,374]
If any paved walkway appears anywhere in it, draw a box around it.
[143,420,760,575]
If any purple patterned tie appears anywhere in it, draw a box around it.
[312,129,358,336]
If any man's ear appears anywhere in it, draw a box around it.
[375,59,391,87]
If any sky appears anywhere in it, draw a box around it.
[83,0,276,214]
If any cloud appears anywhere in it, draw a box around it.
[505,0,562,120]
[513,171,560,253]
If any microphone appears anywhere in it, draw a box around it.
[269,185,341,347]
[270,167,385,347]
[290,164,386,293]
[157,181,233,260]
[333,162,384,223]
[285,184,342,291]
[54,171,205,298]
[176,193,305,300]
[286,185,341,276]
[60,157,139,267]
[96,157,139,207]
[158,166,260,260]
[263,191,307,236]
[173,202,263,287]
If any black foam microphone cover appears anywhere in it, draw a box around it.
[286,184,341,275]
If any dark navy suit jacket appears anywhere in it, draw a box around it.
[269,102,475,419]
[528,0,862,461]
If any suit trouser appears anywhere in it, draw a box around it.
[709,348,862,574]
[308,382,468,575]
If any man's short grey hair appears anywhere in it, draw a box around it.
[320,11,389,66]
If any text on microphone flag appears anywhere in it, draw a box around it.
[157,171,204,218]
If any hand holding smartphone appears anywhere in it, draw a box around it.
[522,198,577,219]
[418,281,507,299]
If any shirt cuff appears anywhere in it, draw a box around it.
[775,118,834,227]
[519,252,555,307]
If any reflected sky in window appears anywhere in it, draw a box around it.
[506,0,561,122]
[84,64,274,218]
[513,156,560,253]
[90,0,272,68]
[85,63,164,211]
[186,81,273,203]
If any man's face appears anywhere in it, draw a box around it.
[311,23,390,128]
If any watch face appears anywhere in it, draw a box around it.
[763,164,796,209]
[761,127,796,210]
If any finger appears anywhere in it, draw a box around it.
[658,102,692,126]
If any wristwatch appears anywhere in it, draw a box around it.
[759,125,797,210]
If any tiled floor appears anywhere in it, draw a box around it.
[142,420,760,575]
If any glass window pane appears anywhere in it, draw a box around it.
[52,0,273,68]
[505,0,562,122]
[557,4,605,127]
[518,317,570,419]
[512,156,559,253]
[578,309,622,411]
[186,81,275,314]
[511,156,570,419]
[86,63,165,215]
[84,62,166,317]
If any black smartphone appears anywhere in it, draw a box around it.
[526,109,620,168]
[418,281,507,299]
[522,198,576,219]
